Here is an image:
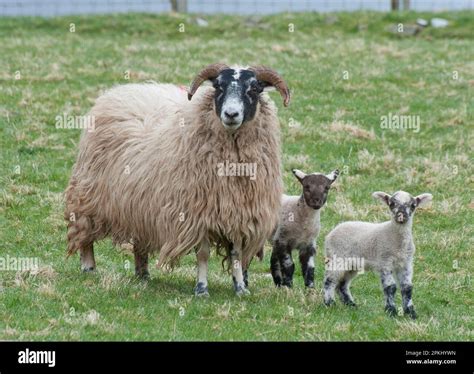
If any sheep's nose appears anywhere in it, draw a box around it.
[224,110,239,119]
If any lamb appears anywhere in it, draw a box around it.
[323,190,433,319]
[64,63,291,296]
[270,168,339,288]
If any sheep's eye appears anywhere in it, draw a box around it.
[411,202,417,209]
[249,86,259,94]
[389,201,395,208]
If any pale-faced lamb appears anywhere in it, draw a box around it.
[64,63,290,296]
[323,190,433,319]
[270,168,339,288]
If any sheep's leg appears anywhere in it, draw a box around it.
[381,270,397,317]
[270,250,282,287]
[396,265,416,319]
[323,273,339,306]
[194,240,210,297]
[299,244,316,288]
[337,271,357,307]
[134,251,149,280]
[80,243,96,272]
[243,268,249,288]
[230,242,250,296]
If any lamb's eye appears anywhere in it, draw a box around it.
[389,201,395,208]
[411,202,417,209]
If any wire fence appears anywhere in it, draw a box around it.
[0,0,472,17]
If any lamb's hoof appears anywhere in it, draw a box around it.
[324,299,335,307]
[305,282,315,289]
[385,305,397,317]
[405,307,417,320]
[194,282,209,297]
[81,266,95,273]
[344,301,357,308]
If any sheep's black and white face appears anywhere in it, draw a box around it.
[212,68,264,130]
[373,191,433,224]
[293,169,339,210]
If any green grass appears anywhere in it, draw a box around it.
[0,11,473,341]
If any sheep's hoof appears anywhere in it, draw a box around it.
[81,266,95,273]
[305,282,315,289]
[194,282,209,297]
[136,271,150,281]
[234,284,250,297]
[385,305,397,317]
[235,288,250,297]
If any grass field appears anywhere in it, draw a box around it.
[0,11,473,341]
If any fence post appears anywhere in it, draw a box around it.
[171,0,188,13]
[391,0,399,10]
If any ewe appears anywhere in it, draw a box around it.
[65,63,290,296]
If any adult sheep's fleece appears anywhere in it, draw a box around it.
[64,64,289,294]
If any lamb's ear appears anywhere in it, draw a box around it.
[372,191,391,205]
[292,169,306,183]
[415,193,433,208]
[326,169,339,184]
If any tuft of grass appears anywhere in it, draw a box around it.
[0,11,473,341]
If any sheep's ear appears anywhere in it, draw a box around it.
[292,169,306,182]
[415,193,433,208]
[326,169,339,184]
[372,191,391,205]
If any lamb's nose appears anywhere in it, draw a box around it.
[224,110,239,119]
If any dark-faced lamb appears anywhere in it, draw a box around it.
[323,190,433,319]
[270,168,339,288]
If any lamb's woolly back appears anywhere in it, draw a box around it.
[65,82,283,268]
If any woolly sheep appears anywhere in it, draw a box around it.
[323,190,433,319]
[64,63,291,296]
[270,168,339,288]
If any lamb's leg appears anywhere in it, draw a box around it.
[134,250,149,280]
[273,240,294,287]
[337,271,357,307]
[80,243,96,272]
[270,250,282,287]
[381,270,397,317]
[299,244,316,288]
[230,242,250,296]
[396,265,416,319]
[195,240,210,297]
[323,272,339,306]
